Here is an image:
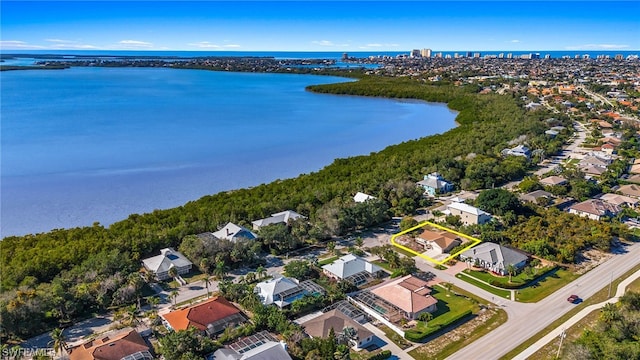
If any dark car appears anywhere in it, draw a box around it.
[567,294,580,303]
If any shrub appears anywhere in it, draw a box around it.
[368,350,392,360]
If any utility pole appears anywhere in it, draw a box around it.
[556,328,566,359]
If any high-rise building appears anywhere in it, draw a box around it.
[506,53,513,59]
[498,53,504,59]
[421,48,432,58]
[473,52,481,58]
[544,54,551,59]
[342,53,349,61]
[466,51,473,58]
[615,54,623,60]
[411,49,421,58]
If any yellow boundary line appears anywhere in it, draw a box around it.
[390,220,481,265]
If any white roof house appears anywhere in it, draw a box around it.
[322,254,383,282]
[213,222,257,241]
[142,248,193,281]
[251,210,305,230]
[353,192,377,203]
[460,242,528,276]
[254,276,325,308]
[446,202,492,225]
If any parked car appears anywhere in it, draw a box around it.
[567,294,580,303]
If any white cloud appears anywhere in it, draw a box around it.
[118,40,153,48]
[509,39,520,43]
[188,41,240,49]
[565,44,630,50]
[311,40,349,47]
[43,39,99,49]
[358,43,400,49]
[0,40,46,49]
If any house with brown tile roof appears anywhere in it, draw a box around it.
[301,309,375,350]
[161,296,246,336]
[370,275,438,320]
[539,175,568,186]
[599,193,639,208]
[569,199,622,221]
[618,184,640,199]
[69,329,152,360]
[416,229,461,254]
[627,174,640,184]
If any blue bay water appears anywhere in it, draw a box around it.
[1,67,457,237]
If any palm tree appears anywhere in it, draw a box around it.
[245,272,256,284]
[123,304,143,328]
[168,266,178,282]
[203,276,212,298]
[506,264,517,283]
[199,258,210,275]
[256,265,266,280]
[213,261,227,281]
[49,328,67,358]
[170,290,179,307]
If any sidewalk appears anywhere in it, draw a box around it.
[513,269,640,360]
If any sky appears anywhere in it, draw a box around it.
[1,1,639,52]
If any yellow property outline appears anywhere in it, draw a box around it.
[390,220,481,265]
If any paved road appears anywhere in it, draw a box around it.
[513,268,640,360]
[446,241,640,360]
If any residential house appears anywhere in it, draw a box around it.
[213,222,257,241]
[579,155,612,169]
[519,190,553,204]
[626,174,640,184]
[629,163,640,175]
[370,275,438,320]
[142,248,192,281]
[162,296,246,337]
[618,184,640,199]
[580,165,607,178]
[568,199,622,221]
[322,254,383,285]
[539,175,568,187]
[459,242,528,276]
[301,309,375,350]
[599,193,639,208]
[416,172,454,196]
[416,229,462,254]
[353,192,377,203]
[69,329,153,360]
[502,145,531,158]
[254,276,325,308]
[446,202,492,225]
[211,331,292,360]
[251,210,305,230]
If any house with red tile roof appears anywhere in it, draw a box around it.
[370,275,438,320]
[161,296,246,336]
[69,329,152,360]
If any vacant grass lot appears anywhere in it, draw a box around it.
[463,266,555,288]
[516,268,580,302]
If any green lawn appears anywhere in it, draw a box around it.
[377,325,412,350]
[455,273,512,299]
[463,266,555,288]
[372,260,393,272]
[515,268,580,303]
[318,256,339,266]
[406,287,479,341]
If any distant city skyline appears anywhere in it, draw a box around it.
[2,1,639,52]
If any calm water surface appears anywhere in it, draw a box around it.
[1,67,456,236]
